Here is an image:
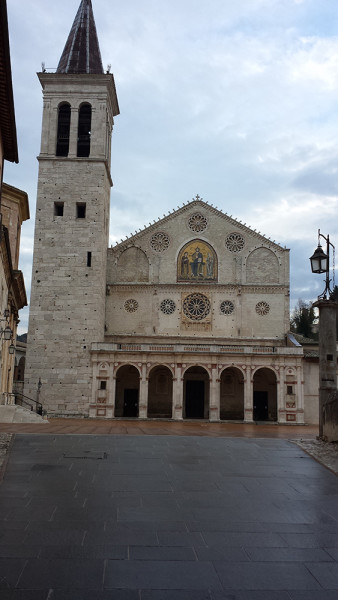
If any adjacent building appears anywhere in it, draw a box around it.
[0,0,28,404]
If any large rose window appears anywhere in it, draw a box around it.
[183,293,211,321]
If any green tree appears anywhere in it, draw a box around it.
[290,299,316,338]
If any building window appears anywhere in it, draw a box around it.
[225,232,245,253]
[87,252,92,267]
[160,299,176,315]
[76,203,86,219]
[220,300,234,315]
[183,293,211,321]
[188,213,208,233]
[100,381,107,390]
[287,385,293,395]
[77,103,92,157]
[56,103,71,157]
[54,202,64,216]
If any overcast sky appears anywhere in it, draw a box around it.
[5,0,338,334]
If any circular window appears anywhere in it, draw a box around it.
[188,213,208,233]
[225,232,245,253]
[183,293,211,321]
[160,299,176,315]
[150,232,170,253]
[255,301,270,316]
[124,298,138,313]
[220,300,234,315]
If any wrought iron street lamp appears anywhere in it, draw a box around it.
[309,230,335,299]
[310,230,337,439]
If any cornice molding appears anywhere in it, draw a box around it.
[111,199,287,253]
[106,283,288,294]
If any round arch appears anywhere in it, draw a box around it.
[114,362,141,377]
[183,366,210,419]
[253,367,278,422]
[246,247,279,284]
[147,363,175,378]
[177,239,218,282]
[56,102,71,157]
[114,364,140,418]
[147,365,173,419]
[182,364,212,379]
[220,366,244,421]
[116,246,149,283]
[77,102,92,158]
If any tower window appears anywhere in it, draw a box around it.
[77,103,92,157]
[87,252,92,267]
[76,203,86,219]
[287,386,293,395]
[56,103,71,157]
[54,202,64,216]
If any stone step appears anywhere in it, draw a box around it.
[0,405,48,424]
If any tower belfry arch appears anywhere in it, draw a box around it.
[24,0,119,414]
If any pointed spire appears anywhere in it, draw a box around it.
[57,0,103,74]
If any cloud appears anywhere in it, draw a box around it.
[5,0,338,329]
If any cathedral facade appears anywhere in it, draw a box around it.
[24,0,306,424]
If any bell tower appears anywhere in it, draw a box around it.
[24,0,119,415]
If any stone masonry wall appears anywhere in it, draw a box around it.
[24,72,116,416]
[25,160,110,414]
[106,203,290,341]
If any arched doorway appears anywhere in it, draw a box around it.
[147,366,173,418]
[114,365,140,418]
[183,366,209,419]
[220,367,244,420]
[253,368,277,421]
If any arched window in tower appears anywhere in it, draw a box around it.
[56,103,71,157]
[77,103,92,157]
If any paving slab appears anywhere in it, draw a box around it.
[0,433,337,598]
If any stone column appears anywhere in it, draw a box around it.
[277,366,286,423]
[244,366,253,422]
[41,101,53,156]
[89,360,98,417]
[107,373,116,419]
[91,361,98,405]
[173,364,183,420]
[209,366,220,421]
[68,108,78,158]
[313,299,338,437]
[138,363,148,418]
[296,364,305,424]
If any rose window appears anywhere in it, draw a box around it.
[160,299,176,315]
[124,298,138,313]
[183,293,211,321]
[188,213,208,233]
[220,300,234,315]
[225,232,245,252]
[255,301,270,316]
[150,232,170,252]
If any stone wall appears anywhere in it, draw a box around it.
[24,72,117,416]
[323,391,338,442]
[106,202,290,341]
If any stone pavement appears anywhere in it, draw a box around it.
[0,418,319,438]
[0,431,338,599]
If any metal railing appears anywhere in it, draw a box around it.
[14,392,43,415]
